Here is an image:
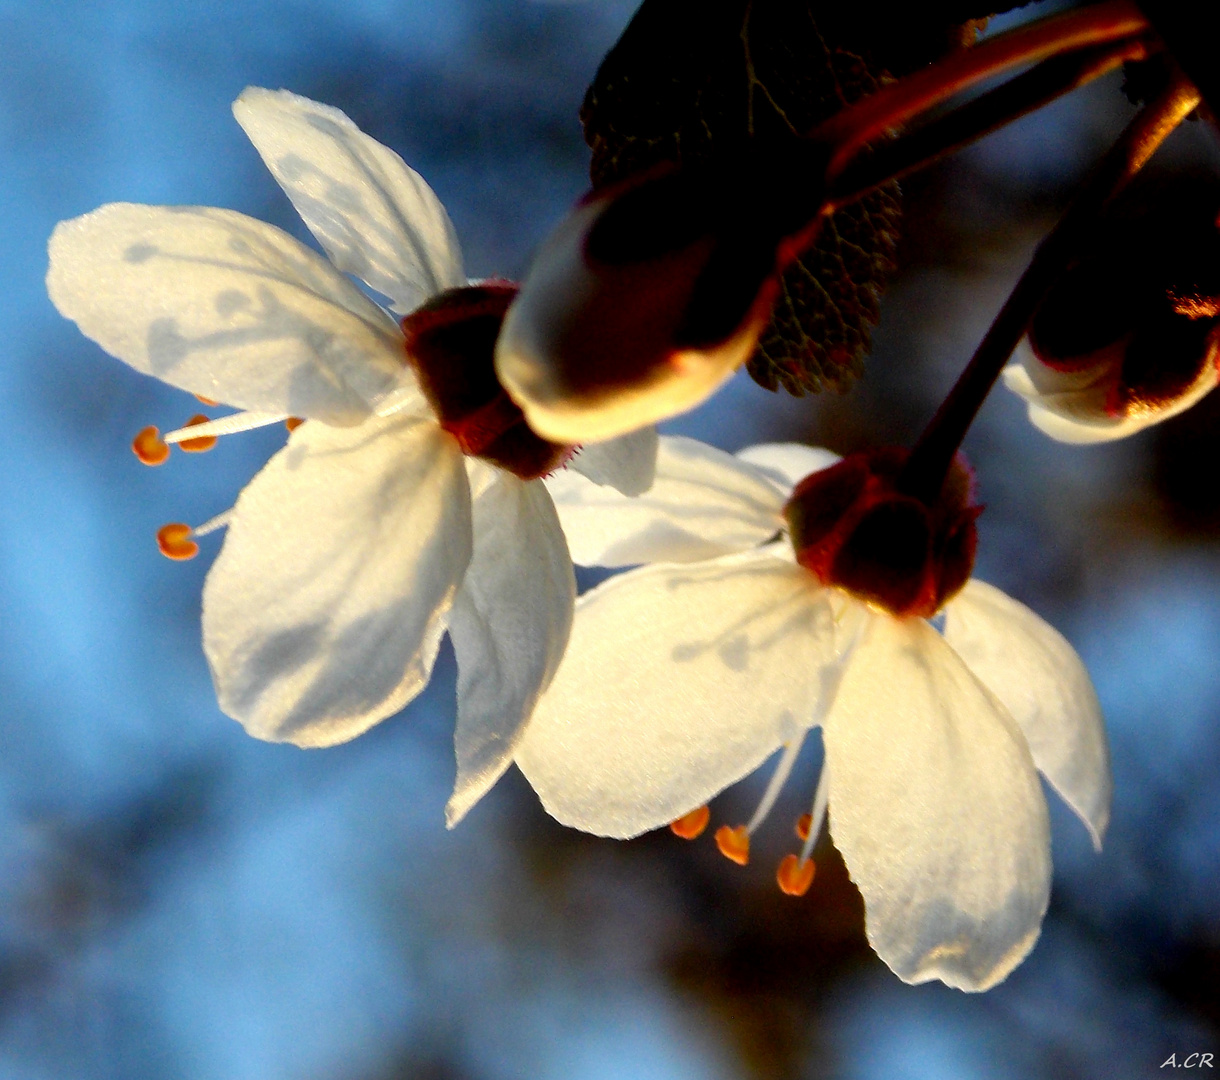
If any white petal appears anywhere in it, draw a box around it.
[1002,346,1219,444]
[824,614,1051,992]
[203,412,471,746]
[446,471,575,827]
[234,87,464,314]
[47,204,411,423]
[544,436,786,567]
[516,551,855,838]
[568,426,659,496]
[735,443,842,494]
[943,579,1111,849]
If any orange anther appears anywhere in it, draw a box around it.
[669,805,710,840]
[795,813,812,842]
[194,394,220,406]
[777,854,816,897]
[131,426,169,466]
[714,824,749,866]
[285,417,305,432]
[178,414,217,453]
[157,523,198,561]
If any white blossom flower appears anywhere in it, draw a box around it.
[46,87,656,825]
[517,437,1111,990]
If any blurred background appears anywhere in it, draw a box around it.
[1,0,1217,1076]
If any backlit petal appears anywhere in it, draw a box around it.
[1003,348,1220,444]
[735,443,841,494]
[516,551,854,838]
[824,614,1051,992]
[47,203,410,423]
[234,87,464,314]
[446,467,575,827]
[568,426,659,496]
[944,579,1111,849]
[545,436,785,567]
[203,412,471,746]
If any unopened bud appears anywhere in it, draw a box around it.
[1006,176,1220,442]
[496,148,829,444]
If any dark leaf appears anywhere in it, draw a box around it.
[581,0,1029,395]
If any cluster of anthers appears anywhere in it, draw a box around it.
[670,797,826,899]
[133,408,302,560]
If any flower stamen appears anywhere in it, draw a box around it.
[715,735,807,867]
[670,805,710,839]
[177,414,218,453]
[157,523,198,560]
[746,734,806,834]
[798,762,831,866]
[164,410,287,446]
[194,394,219,406]
[155,510,232,561]
[132,426,169,466]
[776,853,816,896]
[714,824,750,865]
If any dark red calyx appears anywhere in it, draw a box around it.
[783,448,981,619]
[1028,175,1220,414]
[402,283,572,479]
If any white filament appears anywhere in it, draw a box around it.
[798,762,830,865]
[164,411,287,443]
[746,733,806,835]
[192,510,233,537]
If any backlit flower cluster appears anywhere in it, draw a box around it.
[49,88,1123,993]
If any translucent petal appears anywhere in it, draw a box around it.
[516,551,854,838]
[568,426,659,497]
[735,443,841,494]
[545,436,785,567]
[944,579,1111,849]
[824,614,1051,992]
[446,468,575,827]
[47,203,410,423]
[1002,349,1219,444]
[234,87,464,315]
[203,412,471,746]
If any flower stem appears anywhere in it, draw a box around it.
[895,73,1202,507]
[827,36,1152,209]
[811,0,1150,182]
[1136,1,1220,122]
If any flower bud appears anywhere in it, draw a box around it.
[1005,177,1220,443]
[403,283,571,479]
[783,449,980,619]
[495,149,828,444]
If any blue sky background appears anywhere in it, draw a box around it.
[1,1,1217,1077]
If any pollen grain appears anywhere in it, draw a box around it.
[178,414,218,453]
[157,523,198,561]
[715,824,750,866]
[132,426,170,466]
[777,854,816,897]
[669,805,710,840]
